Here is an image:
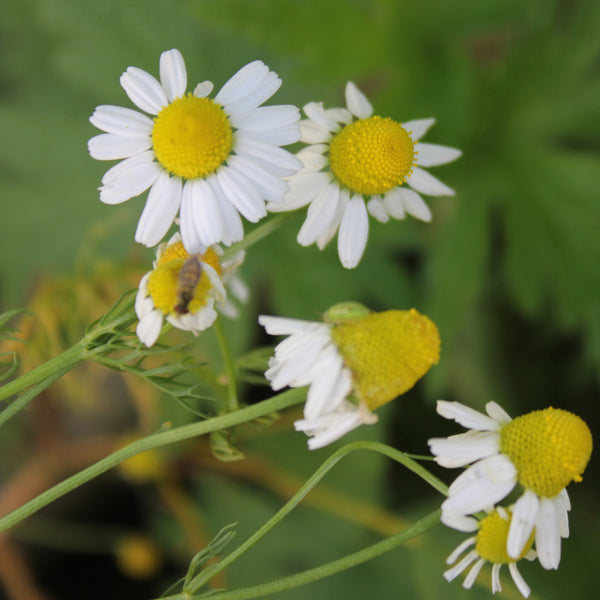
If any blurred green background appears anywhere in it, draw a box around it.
[0,0,599,599]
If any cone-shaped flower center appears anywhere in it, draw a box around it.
[152,94,233,180]
[476,510,534,564]
[330,308,440,411]
[148,245,221,315]
[329,116,414,195]
[500,407,593,498]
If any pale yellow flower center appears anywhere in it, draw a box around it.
[476,510,534,564]
[152,94,233,179]
[329,116,415,195]
[330,308,440,411]
[500,407,592,498]
[147,244,221,315]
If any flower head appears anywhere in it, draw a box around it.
[443,506,536,598]
[268,82,461,268]
[428,401,592,570]
[135,232,244,347]
[89,49,301,252]
[259,302,440,449]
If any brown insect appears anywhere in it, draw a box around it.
[174,255,203,315]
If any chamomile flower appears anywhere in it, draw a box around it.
[443,506,536,598]
[428,401,593,570]
[135,232,244,347]
[89,49,302,252]
[259,302,440,449]
[268,82,461,268]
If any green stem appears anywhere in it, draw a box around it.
[0,342,85,403]
[0,388,305,533]
[213,317,239,412]
[167,511,441,600]
[185,440,446,595]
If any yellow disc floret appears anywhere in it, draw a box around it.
[147,257,212,316]
[500,407,593,498]
[330,309,440,411]
[476,509,534,564]
[329,116,415,195]
[152,94,232,180]
[157,241,222,276]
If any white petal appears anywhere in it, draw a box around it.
[407,167,455,197]
[186,179,224,247]
[300,119,333,144]
[317,189,349,249]
[345,81,373,119]
[297,184,341,246]
[217,166,266,222]
[136,310,164,347]
[507,490,540,559]
[222,71,282,116]
[235,137,302,177]
[441,512,479,533]
[396,188,431,222]
[135,172,182,246]
[436,400,502,431]
[415,142,462,167]
[193,80,214,97]
[337,195,369,269]
[463,557,485,589]
[259,315,316,336]
[100,151,155,186]
[382,189,406,220]
[402,118,435,141]
[179,181,204,254]
[535,497,562,570]
[99,160,162,205]
[491,563,502,594]
[366,197,389,223]
[304,351,349,418]
[215,60,270,105]
[207,175,245,245]
[295,145,329,172]
[446,536,477,565]
[429,431,501,468]
[159,49,187,102]
[325,107,353,125]
[443,550,478,582]
[227,155,288,204]
[120,66,168,115]
[238,123,301,146]
[485,401,512,424]
[229,105,300,131]
[89,105,154,137]
[277,171,331,211]
[88,133,152,160]
[303,102,339,132]
[554,490,571,538]
[508,562,531,598]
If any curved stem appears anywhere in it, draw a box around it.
[213,317,239,412]
[0,388,306,533]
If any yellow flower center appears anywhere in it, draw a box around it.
[329,116,415,195]
[330,308,440,411]
[476,510,534,564]
[147,244,222,315]
[152,94,233,179]
[500,407,592,498]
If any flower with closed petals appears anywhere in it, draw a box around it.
[89,49,301,252]
[268,82,461,268]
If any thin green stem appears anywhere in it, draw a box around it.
[185,441,446,595]
[213,317,239,412]
[0,388,305,533]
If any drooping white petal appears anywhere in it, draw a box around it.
[535,497,562,570]
[303,350,349,419]
[120,66,168,115]
[345,81,373,119]
[508,562,531,598]
[446,536,477,564]
[415,142,462,167]
[89,105,154,137]
[491,563,502,594]
[367,197,389,223]
[159,48,187,102]
[436,400,502,431]
[297,184,340,246]
[398,188,432,222]
[337,195,369,269]
[463,557,485,589]
[507,489,540,559]
[407,167,455,196]
[554,490,571,538]
[88,133,152,160]
[99,160,162,205]
[135,172,182,246]
[402,118,435,141]
[229,105,300,131]
[443,550,479,582]
[428,430,501,468]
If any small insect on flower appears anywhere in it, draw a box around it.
[174,255,203,315]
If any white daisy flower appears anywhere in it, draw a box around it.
[443,506,536,598]
[428,401,592,570]
[268,81,461,268]
[259,302,440,449]
[135,232,244,347]
[89,49,302,252]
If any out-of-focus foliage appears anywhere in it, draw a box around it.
[0,0,598,599]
